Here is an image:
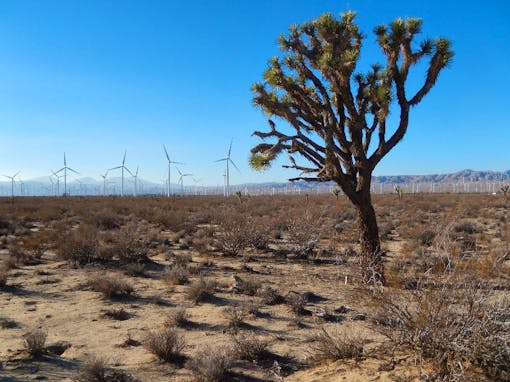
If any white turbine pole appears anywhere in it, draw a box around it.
[163,145,183,197]
[3,171,20,197]
[215,140,240,197]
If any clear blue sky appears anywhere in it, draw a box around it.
[1,0,509,185]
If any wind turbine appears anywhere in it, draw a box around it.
[100,170,109,196]
[214,140,240,197]
[163,145,183,197]
[131,166,139,196]
[109,150,132,197]
[51,171,64,196]
[3,171,20,197]
[176,167,192,195]
[56,153,79,196]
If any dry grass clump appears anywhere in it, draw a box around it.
[164,308,191,328]
[307,327,365,364]
[87,273,134,299]
[231,332,269,361]
[187,345,233,382]
[186,277,216,303]
[256,285,283,305]
[372,275,510,381]
[23,329,47,357]
[286,291,307,315]
[101,308,131,321]
[77,355,139,382]
[164,265,190,285]
[57,224,102,265]
[223,306,246,332]
[143,327,186,364]
[0,263,8,289]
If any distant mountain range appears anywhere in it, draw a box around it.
[0,169,509,196]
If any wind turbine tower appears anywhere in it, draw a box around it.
[56,153,79,196]
[215,141,240,197]
[109,150,132,197]
[176,167,192,195]
[3,171,20,197]
[163,145,183,197]
[100,170,109,196]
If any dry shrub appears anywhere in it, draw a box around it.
[187,345,233,382]
[164,265,190,285]
[286,209,323,258]
[238,276,261,296]
[89,209,122,230]
[101,222,150,263]
[77,355,139,382]
[223,306,246,332]
[231,332,268,361]
[372,276,510,381]
[217,218,250,256]
[143,328,185,364]
[87,273,134,299]
[256,285,283,305]
[186,277,216,304]
[165,308,191,328]
[23,329,47,357]
[307,327,364,363]
[286,291,307,315]
[0,263,8,289]
[101,308,130,321]
[57,224,101,265]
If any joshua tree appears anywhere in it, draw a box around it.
[501,184,509,197]
[394,185,403,201]
[249,12,453,284]
[332,187,341,200]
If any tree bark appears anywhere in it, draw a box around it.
[353,192,385,285]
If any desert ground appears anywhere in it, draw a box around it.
[0,193,508,381]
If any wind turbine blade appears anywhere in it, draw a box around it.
[125,167,134,176]
[13,171,21,178]
[228,140,233,157]
[163,145,170,162]
[175,167,183,176]
[135,166,139,176]
[56,168,65,173]
[122,150,127,165]
[214,158,227,163]
[64,153,67,166]
[109,166,122,171]
[230,159,241,173]
[68,167,79,174]
[172,161,185,165]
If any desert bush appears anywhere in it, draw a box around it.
[164,265,190,285]
[77,355,139,382]
[165,308,191,328]
[307,327,364,363]
[0,264,8,289]
[238,276,262,296]
[417,229,436,246]
[286,210,323,258]
[57,224,102,265]
[23,329,47,357]
[256,285,283,305]
[453,222,482,234]
[101,308,130,321]
[216,214,250,256]
[101,222,149,263]
[174,253,192,267]
[143,328,185,364]
[87,273,134,299]
[231,332,268,361]
[89,209,122,230]
[186,277,216,304]
[187,345,233,382]
[372,276,510,381]
[223,306,246,332]
[286,291,307,315]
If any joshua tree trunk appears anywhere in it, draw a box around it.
[353,194,384,284]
